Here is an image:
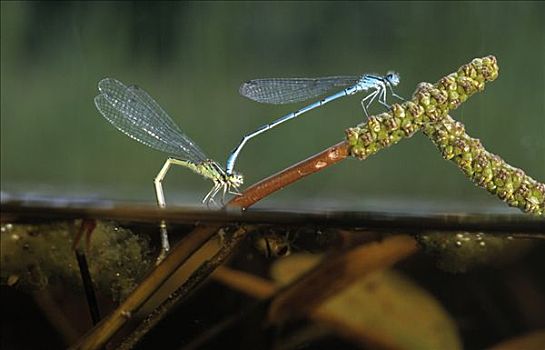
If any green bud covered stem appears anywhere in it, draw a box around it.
[345,56,544,215]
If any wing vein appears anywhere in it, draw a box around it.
[239,76,360,104]
[95,78,207,163]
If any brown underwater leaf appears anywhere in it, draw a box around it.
[271,254,462,350]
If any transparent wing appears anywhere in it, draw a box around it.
[239,76,360,104]
[94,78,208,163]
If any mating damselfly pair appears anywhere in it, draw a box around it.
[94,71,403,256]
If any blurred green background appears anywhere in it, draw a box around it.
[1,1,544,211]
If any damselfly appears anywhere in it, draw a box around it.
[94,78,243,257]
[226,72,403,175]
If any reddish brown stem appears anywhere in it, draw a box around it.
[229,141,349,209]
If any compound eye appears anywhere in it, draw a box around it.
[387,72,400,85]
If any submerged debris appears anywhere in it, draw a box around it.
[0,221,152,301]
[417,231,531,273]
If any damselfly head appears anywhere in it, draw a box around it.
[228,172,244,188]
[386,71,400,86]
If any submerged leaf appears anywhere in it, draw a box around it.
[272,254,462,350]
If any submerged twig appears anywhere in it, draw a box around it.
[75,250,101,325]
[116,226,251,350]
[73,220,101,325]
[69,223,223,350]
